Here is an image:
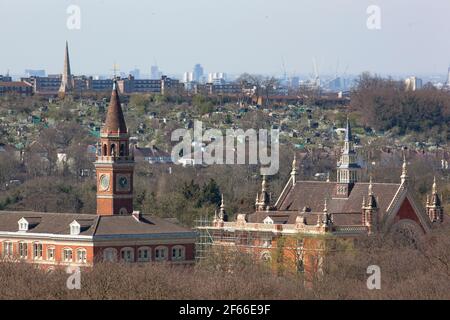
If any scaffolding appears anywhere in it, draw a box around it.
[195,216,277,261]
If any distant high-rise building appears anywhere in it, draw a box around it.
[183,72,194,83]
[150,65,162,79]
[129,68,140,79]
[58,41,73,97]
[208,72,227,84]
[193,64,204,83]
[25,69,46,77]
[405,76,422,91]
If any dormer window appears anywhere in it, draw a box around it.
[263,216,274,225]
[18,218,29,232]
[70,220,81,235]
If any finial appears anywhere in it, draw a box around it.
[368,176,373,195]
[292,153,297,170]
[323,198,328,213]
[220,194,225,209]
[401,154,408,184]
[262,174,267,191]
[432,176,437,194]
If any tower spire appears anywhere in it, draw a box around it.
[336,117,360,197]
[102,81,128,135]
[58,41,73,97]
[95,83,134,216]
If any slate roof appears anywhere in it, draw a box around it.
[247,181,405,226]
[0,211,194,238]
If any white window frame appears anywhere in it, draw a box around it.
[70,221,80,236]
[76,248,87,264]
[2,241,13,258]
[120,247,134,262]
[47,247,55,261]
[171,245,185,261]
[18,218,29,232]
[18,242,28,259]
[103,248,118,262]
[63,248,73,262]
[33,242,43,260]
[155,246,168,261]
[137,246,151,262]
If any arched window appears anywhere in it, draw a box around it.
[63,248,73,262]
[47,246,55,261]
[103,144,107,156]
[2,241,13,258]
[137,247,151,262]
[18,242,28,259]
[103,248,118,262]
[171,245,185,261]
[120,247,134,262]
[155,246,168,261]
[119,143,125,156]
[33,242,43,260]
[77,248,87,263]
[110,144,116,157]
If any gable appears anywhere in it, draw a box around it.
[392,198,426,233]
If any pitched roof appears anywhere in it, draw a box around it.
[0,211,194,238]
[247,181,406,226]
[102,82,127,134]
[277,181,400,215]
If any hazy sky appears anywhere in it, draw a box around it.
[1,0,449,77]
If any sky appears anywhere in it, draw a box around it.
[0,0,449,78]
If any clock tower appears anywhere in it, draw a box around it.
[95,81,135,216]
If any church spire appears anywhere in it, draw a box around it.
[58,41,73,97]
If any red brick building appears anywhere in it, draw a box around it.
[198,120,444,274]
[0,83,196,267]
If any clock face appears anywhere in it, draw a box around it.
[117,174,130,191]
[119,177,128,188]
[99,174,110,191]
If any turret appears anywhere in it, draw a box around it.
[426,177,444,223]
[362,176,378,234]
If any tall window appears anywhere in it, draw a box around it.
[120,248,134,262]
[63,248,73,262]
[19,242,28,259]
[155,246,168,261]
[171,246,185,261]
[103,248,118,262]
[33,243,43,259]
[2,241,13,258]
[47,247,55,261]
[77,249,87,264]
[137,247,150,262]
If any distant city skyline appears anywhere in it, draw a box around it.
[1,0,449,78]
